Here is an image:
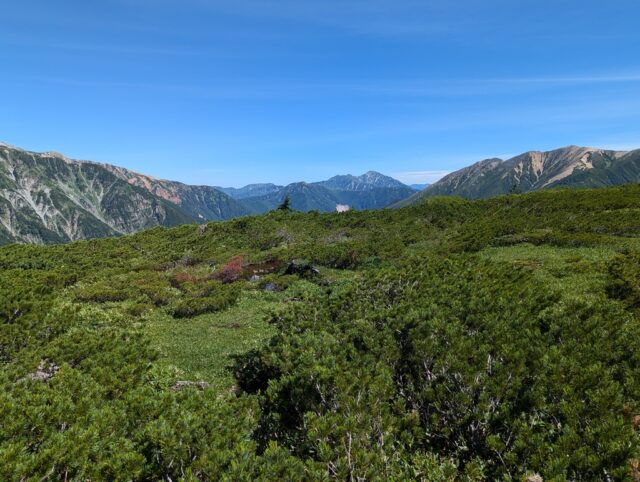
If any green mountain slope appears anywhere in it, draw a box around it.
[332,186,416,210]
[239,182,342,213]
[0,143,413,243]
[554,148,640,188]
[214,183,283,199]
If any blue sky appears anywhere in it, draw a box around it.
[2,0,640,187]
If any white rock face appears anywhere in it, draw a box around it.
[336,204,350,213]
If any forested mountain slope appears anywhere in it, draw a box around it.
[218,172,415,210]
[215,183,283,199]
[239,182,343,213]
[3,185,640,480]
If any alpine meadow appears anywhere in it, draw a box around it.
[3,184,640,480]
[3,0,640,480]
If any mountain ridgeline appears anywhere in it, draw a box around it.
[233,172,415,214]
[5,141,640,245]
[0,145,196,245]
[400,145,640,206]
[214,183,283,200]
[0,143,414,244]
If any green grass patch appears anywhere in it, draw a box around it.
[144,289,279,391]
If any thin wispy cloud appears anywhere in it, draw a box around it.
[3,0,640,187]
[16,70,640,102]
[0,34,206,57]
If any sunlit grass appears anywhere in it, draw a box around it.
[144,289,280,391]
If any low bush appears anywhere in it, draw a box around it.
[213,255,246,283]
[4,185,640,479]
[169,283,240,318]
[74,283,130,303]
[606,250,640,309]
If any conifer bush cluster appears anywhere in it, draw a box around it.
[2,185,640,479]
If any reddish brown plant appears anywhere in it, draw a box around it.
[214,255,246,283]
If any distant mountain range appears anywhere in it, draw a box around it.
[0,142,414,244]
[214,183,283,200]
[235,172,414,214]
[6,141,640,245]
[398,145,640,206]
[316,171,408,191]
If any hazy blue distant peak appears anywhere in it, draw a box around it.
[316,170,407,191]
[221,171,407,198]
[215,183,283,199]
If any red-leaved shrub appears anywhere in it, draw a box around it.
[213,255,245,283]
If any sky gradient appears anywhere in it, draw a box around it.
[2,0,640,187]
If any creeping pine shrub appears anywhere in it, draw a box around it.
[236,256,640,480]
[138,280,176,306]
[169,282,240,318]
[606,251,640,309]
[125,302,153,317]
[7,184,640,479]
[74,283,130,303]
[302,242,364,269]
[257,274,298,292]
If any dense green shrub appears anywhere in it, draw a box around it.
[607,250,640,309]
[74,283,131,303]
[170,283,241,318]
[138,278,177,306]
[256,273,298,292]
[3,185,640,479]
[235,257,640,480]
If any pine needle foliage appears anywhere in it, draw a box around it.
[2,184,640,479]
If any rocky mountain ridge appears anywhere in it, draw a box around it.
[0,142,414,244]
[0,144,195,244]
[399,145,639,206]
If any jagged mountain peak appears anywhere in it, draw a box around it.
[397,145,637,206]
[237,172,414,214]
[317,171,407,191]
